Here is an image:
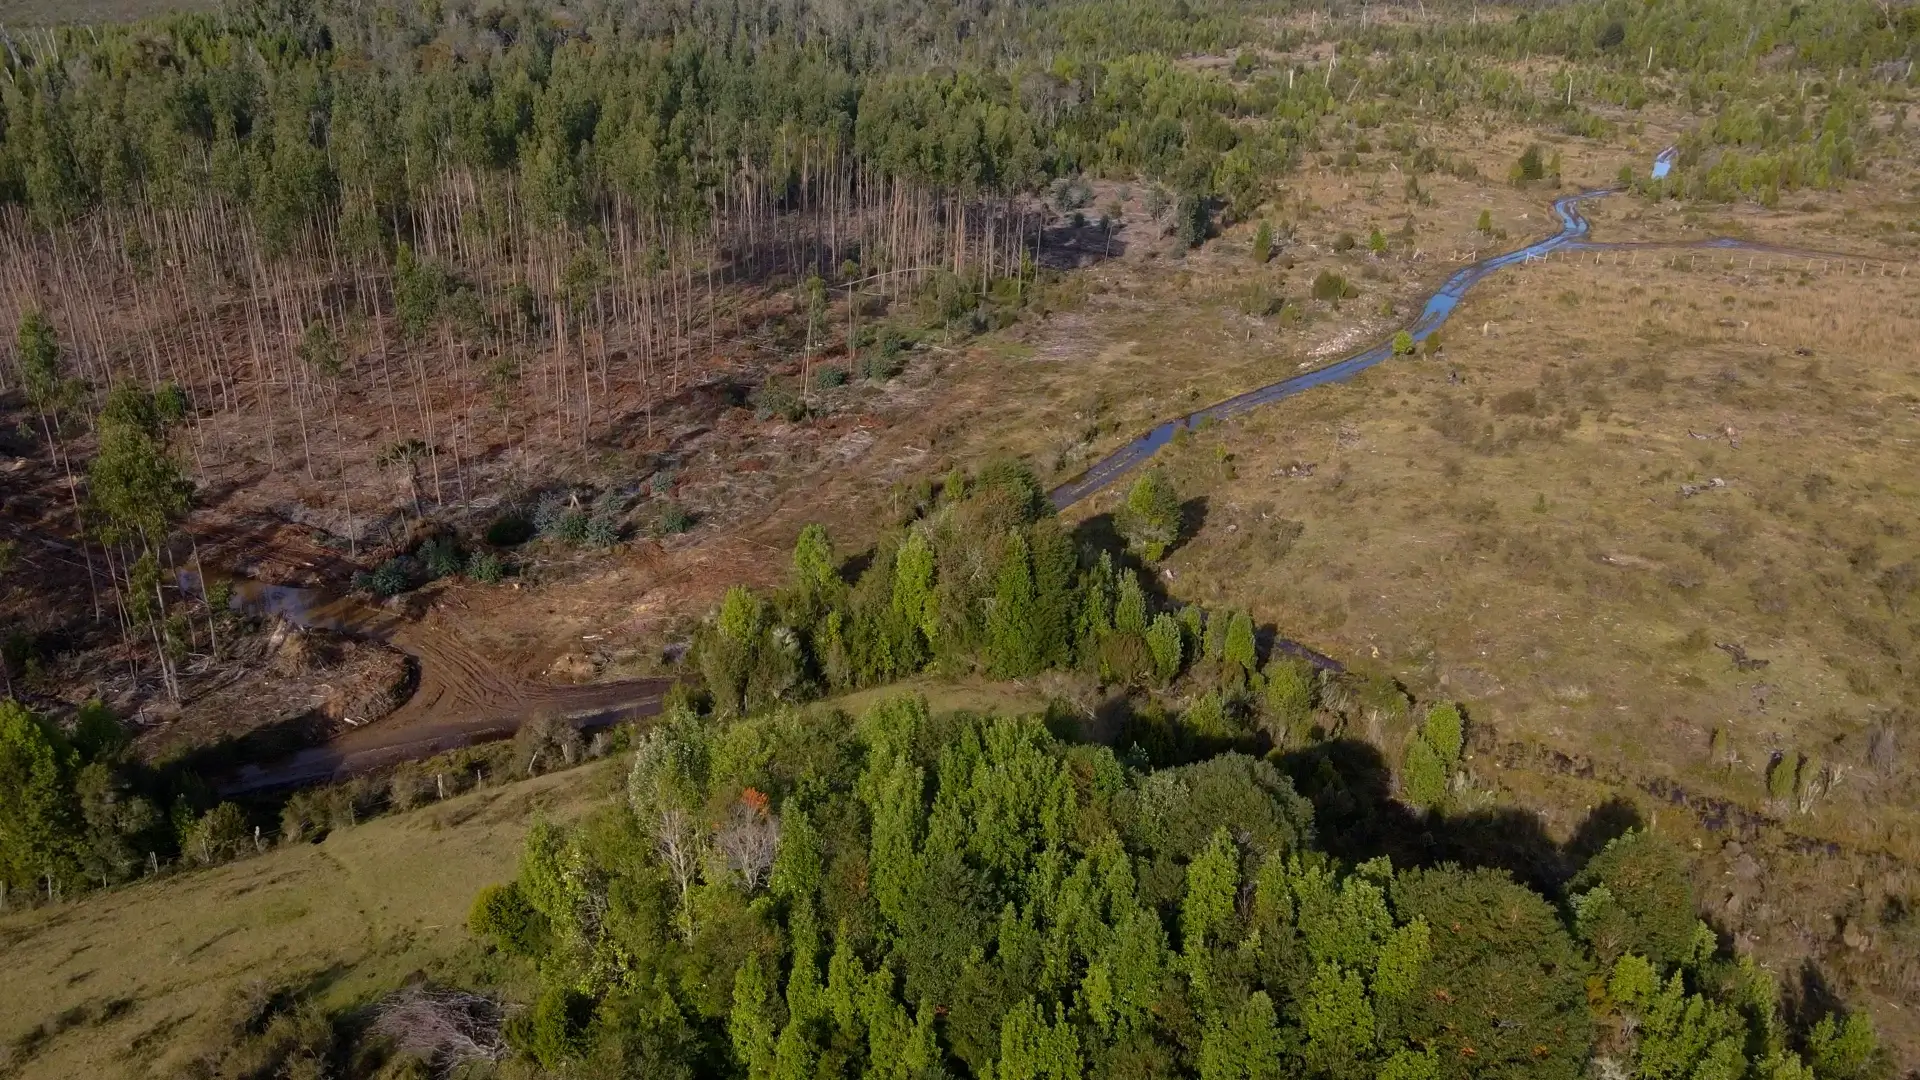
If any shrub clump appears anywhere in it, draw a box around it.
[1510,143,1547,185]
[418,535,462,579]
[1401,700,1466,811]
[751,377,805,422]
[1312,271,1356,302]
[656,503,695,536]
[1117,469,1183,562]
[470,881,547,956]
[583,515,621,549]
[358,557,413,597]
[466,551,506,583]
[860,328,907,381]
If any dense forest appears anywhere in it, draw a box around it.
[468,688,1888,1080]
[440,461,1892,1079]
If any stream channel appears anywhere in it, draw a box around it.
[211,187,1883,792]
[1046,188,1875,508]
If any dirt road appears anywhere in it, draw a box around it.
[215,675,672,794]
[200,574,676,794]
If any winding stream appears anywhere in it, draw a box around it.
[215,188,1888,792]
[1046,189,1885,509]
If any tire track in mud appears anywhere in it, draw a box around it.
[207,580,672,795]
[387,620,527,719]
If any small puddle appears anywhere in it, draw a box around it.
[178,571,398,639]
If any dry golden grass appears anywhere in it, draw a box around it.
[0,760,618,1080]
[1138,245,1920,757]
[844,169,1599,483]
[735,112,1920,1050]
[1042,222,1920,1051]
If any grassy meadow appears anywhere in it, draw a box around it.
[0,761,620,1079]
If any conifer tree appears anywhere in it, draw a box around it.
[1181,828,1241,960]
[731,953,779,1080]
[1118,470,1183,562]
[1302,962,1376,1076]
[1146,613,1184,685]
[1224,611,1257,672]
[88,387,192,545]
[1262,657,1315,747]
[1199,992,1282,1080]
[1421,702,1464,765]
[88,385,193,701]
[988,533,1041,677]
[700,586,766,715]
[1075,553,1117,665]
[1114,570,1149,636]
[1401,737,1448,812]
[891,532,939,666]
[0,701,83,898]
[995,999,1081,1080]
[1203,608,1230,663]
[17,311,80,427]
[1029,519,1080,671]
[792,524,840,601]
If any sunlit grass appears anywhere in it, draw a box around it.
[0,761,617,1078]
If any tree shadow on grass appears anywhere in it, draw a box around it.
[1786,959,1847,1035]
[1277,738,1646,897]
[838,549,874,586]
[1037,220,1130,270]
[1565,795,1646,868]
[165,709,335,784]
[1068,498,1207,595]
[1175,496,1209,561]
[1069,511,1126,563]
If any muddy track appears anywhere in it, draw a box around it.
[215,679,671,794]
[206,578,674,795]
[389,621,529,718]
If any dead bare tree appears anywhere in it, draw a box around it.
[370,986,508,1070]
[515,714,584,777]
[715,790,780,892]
[653,806,706,942]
